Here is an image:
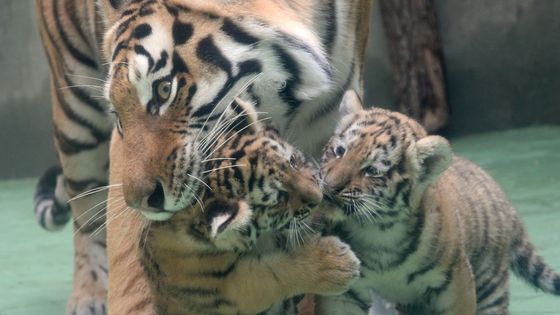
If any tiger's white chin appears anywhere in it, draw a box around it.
[140,210,175,221]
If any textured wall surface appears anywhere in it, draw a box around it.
[0,1,56,179]
[1,0,560,179]
[435,0,560,135]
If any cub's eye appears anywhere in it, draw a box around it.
[289,154,298,169]
[156,80,172,102]
[363,166,382,177]
[334,146,346,158]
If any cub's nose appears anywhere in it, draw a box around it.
[304,189,323,209]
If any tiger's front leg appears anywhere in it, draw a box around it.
[62,144,112,315]
[41,51,112,315]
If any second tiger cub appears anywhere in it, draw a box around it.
[316,90,560,315]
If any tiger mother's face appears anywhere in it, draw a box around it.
[102,0,331,220]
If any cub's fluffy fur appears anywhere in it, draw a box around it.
[315,90,560,315]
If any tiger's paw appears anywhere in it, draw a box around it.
[67,294,107,315]
[67,234,108,315]
[66,262,107,315]
[298,236,360,295]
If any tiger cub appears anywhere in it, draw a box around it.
[140,100,361,315]
[314,90,560,315]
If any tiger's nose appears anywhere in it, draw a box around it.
[146,181,165,210]
[124,179,166,212]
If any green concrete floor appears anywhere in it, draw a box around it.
[1,126,560,314]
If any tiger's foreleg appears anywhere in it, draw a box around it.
[60,128,111,315]
[42,52,112,315]
[54,120,112,315]
[36,0,113,309]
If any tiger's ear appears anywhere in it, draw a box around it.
[205,199,252,239]
[339,89,364,117]
[98,0,130,27]
[414,136,453,185]
[223,98,263,135]
[100,0,132,62]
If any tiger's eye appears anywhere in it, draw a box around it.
[157,80,172,102]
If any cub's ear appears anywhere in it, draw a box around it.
[223,98,263,135]
[205,199,252,239]
[414,136,453,185]
[339,89,364,117]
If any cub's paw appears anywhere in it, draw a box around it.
[66,294,106,315]
[299,236,360,295]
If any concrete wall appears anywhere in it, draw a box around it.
[0,1,56,179]
[435,0,560,135]
[1,0,560,179]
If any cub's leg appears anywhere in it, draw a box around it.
[315,284,398,315]
[427,259,477,315]
[36,2,113,313]
[475,270,510,315]
[222,236,361,315]
[315,291,371,315]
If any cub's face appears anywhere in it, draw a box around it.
[162,125,323,252]
[320,90,451,223]
[207,127,323,231]
[145,99,323,251]
[101,0,330,220]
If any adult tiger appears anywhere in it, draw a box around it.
[35,0,372,314]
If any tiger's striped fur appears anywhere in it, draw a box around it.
[107,100,360,314]
[35,0,371,313]
[34,166,71,230]
[315,90,560,315]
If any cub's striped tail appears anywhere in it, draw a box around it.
[510,221,560,295]
[34,166,71,231]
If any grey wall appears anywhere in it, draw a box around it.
[1,0,560,179]
[0,1,56,179]
[435,0,560,135]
